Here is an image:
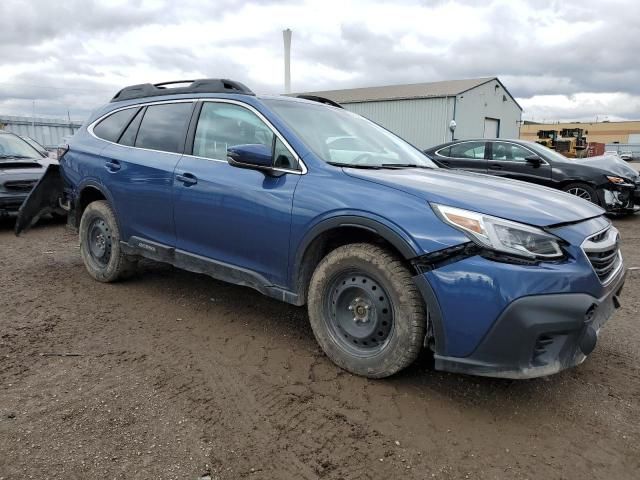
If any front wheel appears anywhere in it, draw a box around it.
[307,243,426,378]
[563,182,600,205]
[79,200,136,282]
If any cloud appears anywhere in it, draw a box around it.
[0,0,639,122]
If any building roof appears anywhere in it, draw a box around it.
[295,77,502,104]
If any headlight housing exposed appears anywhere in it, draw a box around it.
[432,204,564,260]
[606,176,633,186]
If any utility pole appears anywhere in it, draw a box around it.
[32,100,36,137]
[283,28,292,94]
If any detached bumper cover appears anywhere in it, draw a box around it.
[432,269,626,379]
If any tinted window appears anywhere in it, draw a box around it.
[118,108,144,146]
[193,102,274,161]
[273,137,297,169]
[447,142,486,159]
[135,103,193,153]
[490,142,532,162]
[93,108,138,142]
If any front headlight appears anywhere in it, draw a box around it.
[606,176,633,186]
[432,204,564,260]
[607,176,626,184]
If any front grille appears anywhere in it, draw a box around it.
[3,180,37,192]
[582,227,622,284]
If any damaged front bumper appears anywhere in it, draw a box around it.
[599,185,639,214]
[431,269,625,379]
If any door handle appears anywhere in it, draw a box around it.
[441,160,451,166]
[489,163,503,170]
[105,160,121,172]
[176,173,198,186]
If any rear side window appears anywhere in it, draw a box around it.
[93,108,138,142]
[135,102,193,154]
[118,108,144,146]
[447,142,486,160]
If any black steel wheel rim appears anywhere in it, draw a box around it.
[88,218,112,266]
[325,271,394,357]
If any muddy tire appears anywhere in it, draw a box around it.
[79,200,136,282]
[563,183,600,205]
[308,243,426,378]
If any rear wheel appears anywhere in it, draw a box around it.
[79,200,136,282]
[563,183,599,205]
[307,243,426,378]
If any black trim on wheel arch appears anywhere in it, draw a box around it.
[293,216,419,284]
[411,274,447,355]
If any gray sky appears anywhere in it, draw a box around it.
[1,0,638,122]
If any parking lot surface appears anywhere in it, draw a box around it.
[1,215,639,479]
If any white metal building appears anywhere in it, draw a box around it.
[297,77,523,149]
[0,115,82,150]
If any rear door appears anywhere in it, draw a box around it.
[433,141,488,174]
[97,101,195,246]
[487,141,552,186]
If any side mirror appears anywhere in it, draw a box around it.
[525,155,543,166]
[227,144,282,176]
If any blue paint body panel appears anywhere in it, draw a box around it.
[59,92,620,372]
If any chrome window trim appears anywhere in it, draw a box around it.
[581,225,623,286]
[87,98,307,175]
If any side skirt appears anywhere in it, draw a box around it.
[121,236,302,306]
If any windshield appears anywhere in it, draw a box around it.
[526,142,571,163]
[0,133,43,159]
[21,136,47,155]
[264,99,437,168]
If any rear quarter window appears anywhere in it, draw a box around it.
[93,108,139,142]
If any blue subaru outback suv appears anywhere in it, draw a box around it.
[17,79,626,379]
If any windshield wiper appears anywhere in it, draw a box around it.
[327,161,382,169]
[380,163,433,169]
[0,154,33,159]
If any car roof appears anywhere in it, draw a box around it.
[425,138,537,151]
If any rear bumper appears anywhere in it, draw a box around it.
[432,268,626,379]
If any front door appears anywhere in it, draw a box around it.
[172,101,302,287]
[487,141,553,186]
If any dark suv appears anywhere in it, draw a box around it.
[18,79,626,379]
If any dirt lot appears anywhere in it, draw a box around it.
[1,214,639,480]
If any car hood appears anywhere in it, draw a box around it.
[344,167,604,227]
[573,155,639,180]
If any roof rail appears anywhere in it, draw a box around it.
[296,95,343,109]
[110,79,255,103]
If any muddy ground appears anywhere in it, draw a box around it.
[1,214,639,480]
